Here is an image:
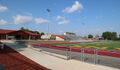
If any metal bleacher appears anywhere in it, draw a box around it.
[59,35,86,41]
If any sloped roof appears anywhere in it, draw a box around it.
[9,30,40,36]
[23,31,39,36]
[0,29,40,36]
[0,29,16,34]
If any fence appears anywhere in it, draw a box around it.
[31,44,120,68]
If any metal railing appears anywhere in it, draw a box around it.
[30,44,120,68]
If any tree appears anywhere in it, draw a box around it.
[102,31,117,40]
[111,32,117,40]
[102,31,112,40]
[20,27,40,34]
[40,32,45,35]
[88,34,93,38]
[34,31,40,34]
[20,27,25,31]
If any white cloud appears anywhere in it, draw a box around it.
[58,20,70,24]
[0,6,8,12]
[35,18,49,24]
[13,15,33,24]
[0,19,8,25]
[56,16,62,20]
[62,1,83,13]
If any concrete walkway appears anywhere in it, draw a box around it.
[6,43,119,70]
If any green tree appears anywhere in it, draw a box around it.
[20,27,40,34]
[40,32,45,35]
[88,34,93,38]
[20,27,25,31]
[102,31,112,40]
[111,32,117,40]
[102,31,117,40]
[33,31,40,34]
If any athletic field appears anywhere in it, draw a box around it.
[52,41,120,51]
[32,41,120,58]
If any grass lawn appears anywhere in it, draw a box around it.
[52,41,120,51]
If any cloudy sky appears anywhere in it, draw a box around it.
[0,0,120,36]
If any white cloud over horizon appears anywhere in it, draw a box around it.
[13,15,33,24]
[62,1,83,13]
[56,16,62,20]
[0,6,8,12]
[35,18,49,24]
[0,19,8,25]
[58,20,70,24]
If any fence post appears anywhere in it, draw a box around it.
[69,46,72,60]
[96,49,98,64]
[81,48,82,61]
[66,49,69,60]
[81,48,84,61]
[94,49,98,64]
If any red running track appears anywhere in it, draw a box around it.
[32,44,120,58]
[0,44,50,70]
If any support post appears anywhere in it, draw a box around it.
[29,35,31,40]
[96,49,98,64]
[81,48,84,61]
[66,49,69,60]
[6,34,8,40]
[94,49,98,64]
[69,46,72,60]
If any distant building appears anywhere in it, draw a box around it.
[64,32,76,36]
[41,34,66,41]
[41,34,51,40]
[0,29,41,40]
[90,35,102,40]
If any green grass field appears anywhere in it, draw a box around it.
[52,41,120,51]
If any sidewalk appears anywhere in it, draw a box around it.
[0,44,49,70]
[7,43,119,70]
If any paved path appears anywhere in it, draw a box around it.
[32,46,120,69]
[5,43,120,70]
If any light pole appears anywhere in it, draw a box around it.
[46,9,50,40]
[47,9,51,35]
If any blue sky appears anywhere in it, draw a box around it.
[0,0,120,36]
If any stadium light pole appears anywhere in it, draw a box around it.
[46,9,51,40]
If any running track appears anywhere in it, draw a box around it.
[32,42,120,58]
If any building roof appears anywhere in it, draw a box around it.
[0,29,40,36]
[0,29,16,34]
[22,31,39,36]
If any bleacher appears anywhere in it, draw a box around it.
[59,35,86,41]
